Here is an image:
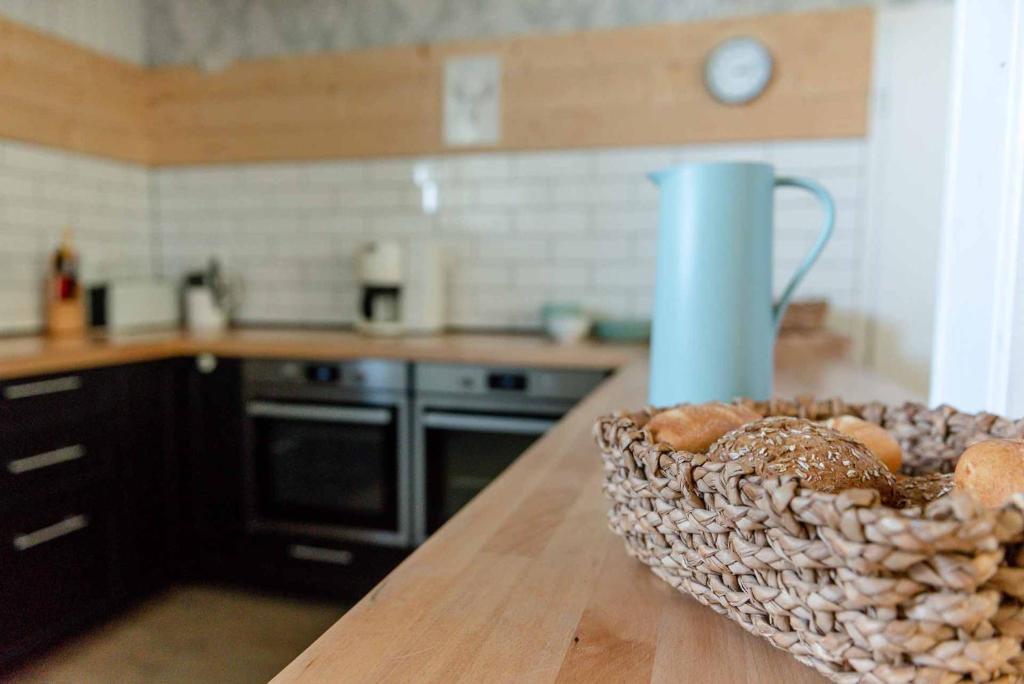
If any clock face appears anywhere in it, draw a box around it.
[704,37,773,105]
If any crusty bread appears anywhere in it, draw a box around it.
[892,472,954,509]
[647,402,762,453]
[954,439,1024,508]
[823,415,903,473]
[708,416,896,502]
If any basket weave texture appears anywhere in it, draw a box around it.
[595,398,1024,683]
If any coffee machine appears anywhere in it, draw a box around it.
[356,241,404,335]
[355,241,446,336]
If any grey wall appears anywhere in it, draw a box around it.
[145,0,881,66]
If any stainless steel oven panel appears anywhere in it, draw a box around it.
[413,392,576,417]
[241,377,413,549]
[244,358,408,392]
[411,393,572,544]
[420,411,558,435]
[247,401,392,425]
[414,363,606,401]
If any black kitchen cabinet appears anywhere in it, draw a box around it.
[235,534,407,600]
[111,361,181,600]
[179,355,246,580]
[0,368,121,667]
[0,487,112,664]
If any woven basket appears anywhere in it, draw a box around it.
[595,398,1024,683]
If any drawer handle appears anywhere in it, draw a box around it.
[13,514,90,552]
[7,444,86,475]
[288,544,353,566]
[4,375,82,400]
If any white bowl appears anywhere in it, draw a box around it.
[546,315,591,344]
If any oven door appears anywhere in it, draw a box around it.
[416,410,558,541]
[245,400,407,546]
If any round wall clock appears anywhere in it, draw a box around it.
[704,37,774,105]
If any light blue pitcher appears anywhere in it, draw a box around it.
[648,162,834,406]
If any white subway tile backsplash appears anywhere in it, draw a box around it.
[476,181,550,206]
[769,138,864,169]
[0,141,152,333]
[682,142,770,163]
[553,237,632,261]
[594,148,676,177]
[150,138,870,330]
[436,210,511,234]
[0,136,869,334]
[453,154,511,180]
[514,209,588,233]
[511,151,594,178]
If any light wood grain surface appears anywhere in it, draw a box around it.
[0,8,871,165]
[271,356,918,684]
[0,15,150,163]
[0,328,853,382]
[148,8,872,165]
[0,329,642,380]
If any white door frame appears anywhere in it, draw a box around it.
[930,0,1024,415]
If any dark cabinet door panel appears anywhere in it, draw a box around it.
[0,421,114,509]
[110,361,181,600]
[0,368,115,429]
[0,488,111,663]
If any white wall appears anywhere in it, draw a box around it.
[0,2,151,333]
[153,140,867,332]
[0,0,145,63]
[861,2,953,396]
[144,0,881,66]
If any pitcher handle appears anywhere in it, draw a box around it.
[771,177,835,335]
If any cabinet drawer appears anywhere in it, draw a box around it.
[0,489,110,659]
[238,535,407,599]
[0,421,113,506]
[0,368,113,430]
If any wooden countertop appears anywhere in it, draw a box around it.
[271,355,919,684]
[1,327,903,681]
[0,329,643,380]
[0,328,849,381]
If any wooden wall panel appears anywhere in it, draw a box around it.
[0,16,150,163]
[0,8,873,166]
[147,8,873,166]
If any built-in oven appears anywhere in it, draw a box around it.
[242,359,411,549]
[412,363,607,544]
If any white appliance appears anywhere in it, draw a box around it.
[87,279,177,333]
[183,258,243,335]
[403,244,446,334]
[184,286,228,334]
[355,241,446,336]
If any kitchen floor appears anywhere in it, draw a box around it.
[5,585,346,684]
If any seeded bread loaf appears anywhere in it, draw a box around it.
[646,402,762,453]
[892,472,954,508]
[823,415,903,473]
[708,416,897,503]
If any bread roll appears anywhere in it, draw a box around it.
[708,416,896,502]
[892,473,954,508]
[823,415,903,473]
[954,439,1024,508]
[647,402,761,453]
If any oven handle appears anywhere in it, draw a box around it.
[421,411,558,435]
[246,401,392,425]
